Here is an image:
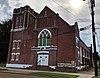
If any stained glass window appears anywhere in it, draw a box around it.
[38,29,51,46]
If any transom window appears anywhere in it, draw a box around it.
[38,29,51,46]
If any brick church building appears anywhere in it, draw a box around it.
[6,5,92,71]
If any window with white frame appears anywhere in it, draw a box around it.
[11,53,15,61]
[15,15,23,28]
[15,16,19,28]
[17,40,21,49]
[80,47,82,64]
[19,15,23,27]
[78,51,80,62]
[13,40,17,49]
[76,37,79,48]
[13,40,21,49]
[16,53,20,61]
[38,29,51,46]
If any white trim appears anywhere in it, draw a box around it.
[38,29,52,38]
[15,59,19,61]
[11,28,26,32]
[17,40,21,49]
[38,29,51,46]
[18,40,21,42]
[16,52,20,55]
[17,47,20,49]
[11,53,15,61]
[15,53,20,61]
[27,12,29,28]
[6,64,32,68]
[13,40,17,44]
[18,25,22,28]
[38,54,49,66]
[38,46,51,48]
[76,65,89,70]
[11,53,16,55]
[31,46,57,51]
[11,59,14,61]
[76,37,79,48]
[13,48,15,49]
[37,51,49,54]
[13,40,21,49]
[14,10,36,18]
[13,40,17,42]
[49,66,56,69]
[13,40,17,49]
[35,18,37,29]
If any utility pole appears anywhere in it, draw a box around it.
[83,0,98,76]
[91,0,98,76]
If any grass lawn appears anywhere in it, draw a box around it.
[0,69,7,70]
[0,68,8,71]
[92,69,100,78]
[0,63,6,67]
[31,72,79,78]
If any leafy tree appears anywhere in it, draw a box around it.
[0,19,12,63]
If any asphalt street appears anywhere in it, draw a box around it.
[0,72,45,78]
[0,67,94,78]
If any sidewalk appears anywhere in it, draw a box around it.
[0,67,94,78]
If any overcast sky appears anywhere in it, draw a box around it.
[0,0,100,52]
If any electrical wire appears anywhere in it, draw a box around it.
[52,0,88,22]
[80,23,100,31]
[80,24,92,31]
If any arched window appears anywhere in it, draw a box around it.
[38,29,51,46]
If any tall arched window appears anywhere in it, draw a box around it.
[38,29,51,46]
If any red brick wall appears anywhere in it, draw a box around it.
[7,5,91,69]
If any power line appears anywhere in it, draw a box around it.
[80,23,100,31]
[52,0,88,22]
[80,24,92,31]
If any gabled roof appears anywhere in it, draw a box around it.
[39,6,56,16]
[38,6,70,26]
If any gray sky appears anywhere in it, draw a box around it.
[0,0,100,52]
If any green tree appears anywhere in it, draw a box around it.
[0,19,12,63]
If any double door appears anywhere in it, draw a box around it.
[38,54,48,66]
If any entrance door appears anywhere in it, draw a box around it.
[38,54,48,66]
